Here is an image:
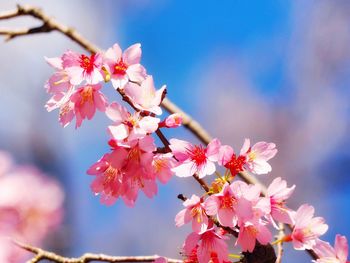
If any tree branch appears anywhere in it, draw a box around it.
[14,241,182,263]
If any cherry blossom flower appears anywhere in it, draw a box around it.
[106,102,159,141]
[240,138,277,175]
[288,204,328,250]
[70,84,108,128]
[175,194,208,233]
[0,157,64,262]
[218,145,246,177]
[151,153,176,184]
[266,177,295,226]
[87,147,128,206]
[103,43,147,89]
[44,56,72,94]
[170,138,221,178]
[124,76,166,115]
[237,220,272,252]
[62,50,104,85]
[183,228,229,263]
[313,235,349,263]
[204,183,238,227]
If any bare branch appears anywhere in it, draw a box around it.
[14,241,182,263]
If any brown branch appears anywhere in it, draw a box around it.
[14,241,182,263]
[0,4,318,261]
[0,4,99,53]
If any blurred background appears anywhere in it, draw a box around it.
[0,0,350,262]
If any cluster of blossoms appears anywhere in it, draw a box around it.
[45,44,348,263]
[0,151,64,262]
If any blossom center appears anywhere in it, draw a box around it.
[79,54,95,74]
[113,59,128,76]
[80,86,94,104]
[188,145,207,166]
[225,154,246,175]
[220,195,236,209]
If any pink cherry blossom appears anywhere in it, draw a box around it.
[289,204,328,250]
[175,194,208,233]
[267,177,295,226]
[204,183,238,227]
[153,257,168,263]
[218,145,246,177]
[152,153,176,184]
[240,138,277,175]
[44,56,72,94]
[124,75,166,115]
[313,235,349,263]
[62,50,104,85]
[170,138,221,179]
[87,147,128,206]
[159,113,183,128]
[103,43,147,89]
[106,102,159,141]
[0,161,64,262]
[183,228,229,263]
[70,84,108,128]
[237,220,272,252]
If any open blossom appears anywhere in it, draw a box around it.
[106,102,159,141]
[240,139,277,175]
[0,155,64,262]
[151,153,176,184]
[204,183,238,227]
[175,194,208,233]
[218,145,246,176]
[183,228,229,263]
[237,220,272,252]
[267,177,295,226]
[288,204,328,250]
[124,75,166,115]
[44,56,72,94]
[88,136,159,207]
[87,147,127,205]
[70,84,108,128]
[103,43,147,89]
[62,50,104,85]
[170,138,221,178]
[313,235,349,263]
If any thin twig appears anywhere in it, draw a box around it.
[14,240,182,263]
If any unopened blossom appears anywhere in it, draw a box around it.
[159,113,183,128]
[106,102,159,141]
[175,194,208,233]
[183,228,229,263]
[313,235,349,263]
[218,145,246,177]
[124,75,166,115]
[267,177,295,226]
[153,257,168,263]
[70,84,108,128]
[170,138,221,178]
[237,220,272,252]
[103,43,147,89]
[287,204,328,250]
[204,183,238,227]
[62,50,104,85]
[240,138,277,175]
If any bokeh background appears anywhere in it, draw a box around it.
[1,0,350,262]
